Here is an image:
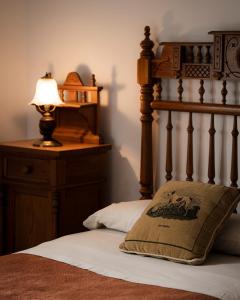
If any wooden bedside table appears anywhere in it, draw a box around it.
[0,140,111,254]
[0,71,111,254]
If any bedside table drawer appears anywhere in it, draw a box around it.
[4,156,49,183]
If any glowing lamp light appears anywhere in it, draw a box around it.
[29,73,63,147]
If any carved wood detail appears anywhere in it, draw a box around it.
[231,116,239,187]
[187,46,194,63]
[208,114,216,184]
[139,26,154,199]
[199,79,205,103]
[186,112,194,181]
[155,79,162,101]
[195,45,203,64]
[166,111,173,181]
[177,79,183,102]
[221,80,227,105]
[205,45,211,64]
[152,31,240,80]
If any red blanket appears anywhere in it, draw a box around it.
[0,254,218,299]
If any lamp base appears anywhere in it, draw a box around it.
[32,138,62,147]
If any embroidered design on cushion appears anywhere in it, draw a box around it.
[147,191,200,220]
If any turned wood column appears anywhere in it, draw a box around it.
[138,26,154,199]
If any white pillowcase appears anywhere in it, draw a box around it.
[83,200,151,232]
[83,200,240,256]
[213,213,240,256]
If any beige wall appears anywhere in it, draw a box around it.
[2,0,240,202]
[0,0,28,141]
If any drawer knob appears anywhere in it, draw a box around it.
[22,165,33,175]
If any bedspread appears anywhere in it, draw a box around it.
[0,253,218,300]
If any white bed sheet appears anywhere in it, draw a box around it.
[22,229,240,300]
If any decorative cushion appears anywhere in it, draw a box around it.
[213,213,240,256]
[83,199,151,232]
[119,181,240,265]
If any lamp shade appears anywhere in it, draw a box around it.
[29,75,63,106]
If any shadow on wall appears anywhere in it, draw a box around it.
[156,9,214,43]
[156,10,183,43]
[70,64,139,203]
[100,66,139,203]
[101,146,139,205]
[76,65,93,85]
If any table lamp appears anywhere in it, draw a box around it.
[29,73,63,147]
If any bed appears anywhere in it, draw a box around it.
[1,27,240,300]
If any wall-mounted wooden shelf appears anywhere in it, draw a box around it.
[54,72,103,144]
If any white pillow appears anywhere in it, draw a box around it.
[83,200,151,232]
[213,213,240,256]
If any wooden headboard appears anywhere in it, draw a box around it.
[138,26,240,199]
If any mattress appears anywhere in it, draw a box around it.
[22,228,240,300]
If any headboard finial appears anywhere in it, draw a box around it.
[140,26,154,59]
[144,26,150,37]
